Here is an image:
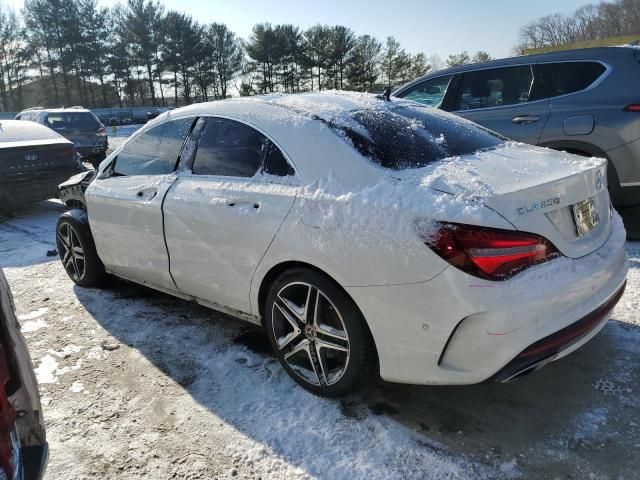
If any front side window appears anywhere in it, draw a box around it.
[114,118,193,176]
[456,66,534,111]
[192,117,294,178]
[399,75,452,108]
[537,62,606,98]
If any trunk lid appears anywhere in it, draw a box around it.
[0,141,77,176]
[425,144,611,259]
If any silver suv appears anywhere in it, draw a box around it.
[15,106,108,168]
[394,47,640,208]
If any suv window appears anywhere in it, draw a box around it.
[399,75,452,108]
[45,112,102,130]
[456,66,534,111]
[114,118,193,176]
[537,62,606,98]
[192,118,266,177]
[327,105,505,170]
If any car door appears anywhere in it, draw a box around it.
[85,117,195,291]
[452,65,551,144]
[163,116,298,314]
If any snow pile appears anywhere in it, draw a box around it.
[35,354,59,384]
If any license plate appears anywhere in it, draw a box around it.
[573,197,600,236]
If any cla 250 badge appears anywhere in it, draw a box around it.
[516,197,560,216]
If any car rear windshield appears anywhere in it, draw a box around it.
[329,105,505,170]
[45,112,101,130]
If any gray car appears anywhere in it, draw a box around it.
[394,47,640,208]
[15,107,108,168]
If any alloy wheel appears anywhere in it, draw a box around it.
[57,223,85,282]
[271,282,350,386]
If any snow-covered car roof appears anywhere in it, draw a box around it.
[125,91,504,185]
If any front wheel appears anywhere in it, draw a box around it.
[264,268,375,397]
[56,210,105,287]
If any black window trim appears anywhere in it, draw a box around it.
[183,114,300,182]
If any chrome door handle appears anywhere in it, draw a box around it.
[512,115,540,124]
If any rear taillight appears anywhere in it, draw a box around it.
[423,222,560,280]
[623,104,640,112]
[57,146,75,159]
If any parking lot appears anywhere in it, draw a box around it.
[0,199,637,479]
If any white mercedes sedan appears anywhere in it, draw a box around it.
[56,92,628,397]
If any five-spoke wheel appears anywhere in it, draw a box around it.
[57,222,85,282]
[56,210,105,287]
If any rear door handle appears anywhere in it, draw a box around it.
[226,200,260,209]
[512,115,540,125]
[136,189,157,201]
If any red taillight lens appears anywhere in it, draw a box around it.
[623,104,640,112]
[57,146,75,160]
[424,222,560,280]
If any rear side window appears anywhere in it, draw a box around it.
[45,112,102,130]
[114,118,193,176]
[263,141,295,176]
[537,62,606,98]
[193,118,266,177]
[328,105,505,170]
[399,75,452,108]
[455,66,534,111]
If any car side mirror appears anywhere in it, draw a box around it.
[97,156,118,179]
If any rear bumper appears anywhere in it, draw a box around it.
[346,212,629,385]
[0,169,76,205]
[489,280,626,382]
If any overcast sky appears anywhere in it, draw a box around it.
[2,0,590,59]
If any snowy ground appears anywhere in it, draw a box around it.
[0,189,640,480]
[0,204,639,478]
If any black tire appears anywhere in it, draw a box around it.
[56,209,105,287]
[264,268,376,397]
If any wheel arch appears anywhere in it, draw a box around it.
[254,260,380,363]
[538,139,623,204]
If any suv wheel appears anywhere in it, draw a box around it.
[56,210,105,287]
[264,268,375,397]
